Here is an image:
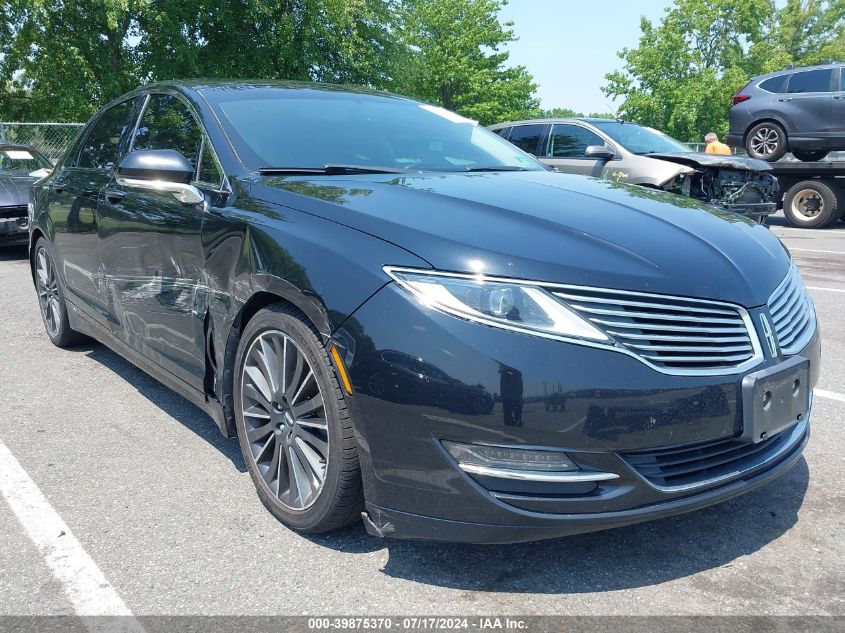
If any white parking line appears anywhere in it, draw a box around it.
[0,438,142,627]
[789,248,845,255]
[816,389,845,404]
[807,286,845,294]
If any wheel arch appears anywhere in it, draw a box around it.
[28,227,46,284]
[744,117,789,144]
[218,286,331,438]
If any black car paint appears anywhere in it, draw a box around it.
[30,81,817,543]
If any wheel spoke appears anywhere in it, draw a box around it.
[289,369,314,405]
[285,350,305,401]
[296,416,328,430]
[253,337,280,396]
[296,427,328,459]
[243,383,273,414]
[294,438,325,484]
[292,394,323,419]
[49,300,60,330]
[246,421,274,442]
[244,365,273,404]
[288,445,312,505]
[252,432,275,460]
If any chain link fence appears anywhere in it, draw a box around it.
[0,122,84,163]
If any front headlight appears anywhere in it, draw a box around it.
[385,267,609,343]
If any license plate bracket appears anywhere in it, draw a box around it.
[741,356,810,444]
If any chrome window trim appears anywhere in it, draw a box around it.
[384,266,765,377]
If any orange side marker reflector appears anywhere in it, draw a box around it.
[331,346,354,394]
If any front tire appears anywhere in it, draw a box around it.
[33,238,85,347]
[792,150,828,162]
[234,304,363,533]
[745,122,787,162]
[782,181,841,228]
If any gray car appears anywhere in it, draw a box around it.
[0,144,52,246]
[727,62,845,162]
[489,118,778,223]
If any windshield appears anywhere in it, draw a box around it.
[0,148,51,175]
[209,88,544,172]
[591,121,690,155]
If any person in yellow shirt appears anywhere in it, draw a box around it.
[705,132,732,155]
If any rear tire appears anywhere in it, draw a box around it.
[233,303,363,533]
[33,238,86,347]
[782,181,841,228]
[745,122,787,162]
[792,150,829,162]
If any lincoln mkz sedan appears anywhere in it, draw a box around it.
[30,81,819,543]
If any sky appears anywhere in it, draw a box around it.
[498,0,677,114]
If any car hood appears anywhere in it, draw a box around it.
[0,174,36,207]
[646,152,773,172]
[251,170,790,307]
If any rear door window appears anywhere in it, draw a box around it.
[507,124,546,155]
[547,124,605,158]
[787,69,833,93]
[76,99,138,169]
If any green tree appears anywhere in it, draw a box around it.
[603,0,789,141]
[397,0,538,125]
[775,0,845,63]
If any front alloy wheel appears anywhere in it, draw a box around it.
[241,330,329,510]
[234,304,363,532]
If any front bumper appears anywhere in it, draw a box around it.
[336,283,820,543]
[0,217,30,246]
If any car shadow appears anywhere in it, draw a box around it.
[73,341,246,473]
[768,214,844,230]
[311,459,809,592]
[0,245,29,261]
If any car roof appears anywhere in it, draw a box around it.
[752,62,844,81]
[489,117,620,129]
[142,79,409,101]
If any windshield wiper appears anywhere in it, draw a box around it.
[259,164,412,176]
[462,166,532,172]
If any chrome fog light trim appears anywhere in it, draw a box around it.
[460,464,620,483]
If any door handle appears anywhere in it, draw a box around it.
[777,98,793,102]
[105,189,126,204]
[835,95,844,100]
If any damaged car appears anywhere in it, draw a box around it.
[489,118,779,224]
[0,143,52,246]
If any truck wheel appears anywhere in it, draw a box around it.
[792,150,828,162]
[783,181,840,228]
[745,122,787,162]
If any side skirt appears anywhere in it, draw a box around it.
[65,298,230,436]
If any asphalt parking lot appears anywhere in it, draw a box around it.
[0,212,843,618]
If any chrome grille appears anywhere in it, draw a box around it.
[768,265,815,355]
[552,286,760,373]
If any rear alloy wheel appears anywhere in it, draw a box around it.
[234,304,363,532]
[745,122,787,162]
[33,238,85,347]
[792,150,829,163]
[783,181,841,228]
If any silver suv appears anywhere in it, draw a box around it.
[489,118,778,223]
[727,62,845,162]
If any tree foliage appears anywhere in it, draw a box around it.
[0,0,538,126]
[396,0,538,124]
[531,107,614,120]
[604,0,845,141]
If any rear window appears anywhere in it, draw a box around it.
[759,76,787,93]
[787,69,833,93]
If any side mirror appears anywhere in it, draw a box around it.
[115,149,204,205]
[584,145,616,161]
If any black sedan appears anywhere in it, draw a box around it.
[1,144,52,246]
[29,81,819,543]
